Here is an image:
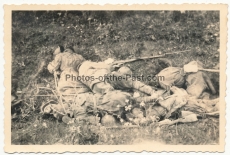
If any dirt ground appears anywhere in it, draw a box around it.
[11,11,220,145]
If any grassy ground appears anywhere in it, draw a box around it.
[11,11,220,145]
[11,111,219,145]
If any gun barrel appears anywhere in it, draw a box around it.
[198,68,220,73]
[113,50,190,64]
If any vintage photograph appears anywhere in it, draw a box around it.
[4,4,227,152]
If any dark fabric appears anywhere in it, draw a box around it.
[185,71,216,99]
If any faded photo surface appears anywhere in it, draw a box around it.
[4,4,227,152]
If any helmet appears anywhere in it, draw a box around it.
[53,46,61,56]
[97,90,133,113]
[104,58,114,64]
[101,114,117,126]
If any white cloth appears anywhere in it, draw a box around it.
[183,61,199,73]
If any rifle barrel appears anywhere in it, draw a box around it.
[198,68,219,73]
[32,94,76,96]
[113,50,190,64]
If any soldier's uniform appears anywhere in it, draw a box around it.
[47,48,90,95]
[42,89,134,124]
[44,60,161,123]
[78,62,159,103]
[78,60,114,94]
[157,67,186,90]
[185,61,216,99]
[45,54,190,124]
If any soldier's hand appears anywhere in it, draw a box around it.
[150,93,158,100]
[111,63,122,71]
[47,64,54,74]
[56,71,61,75]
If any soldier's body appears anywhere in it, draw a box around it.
[47,46,172,104]
[45,47,218,126]
[78,59,159,103]
[185,61,216,99]
[44,47,168,124]
[47,47,90,95]
[157,61,217,99]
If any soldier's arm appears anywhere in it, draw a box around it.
[202,72,217,94]
[90,62,111,70]
[47,54,62,74]
[94,62,107,68]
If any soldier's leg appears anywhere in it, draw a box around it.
[92,82,114,95]
[135,88,170,103]
[110,71,156,95]
[132,80,156,95]
[158,95,187,118]
[135,95,158,103]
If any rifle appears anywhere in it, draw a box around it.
[113,50,190,65]
[198,68,219,73]
[53,72,67,114]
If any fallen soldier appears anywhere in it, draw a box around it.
[47,47,90,95]
[157,61,217,98]
[155,86,219,126]
[44,47,218,127]
[43,46,161,124]
[41,77,219,126]
[78,59,162,103]
[41,89,136,124]
[157,98,219,126]
[128,85,219,126]
[185,61,216,99]
[47,46,162,103]
[157,66,186,90]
